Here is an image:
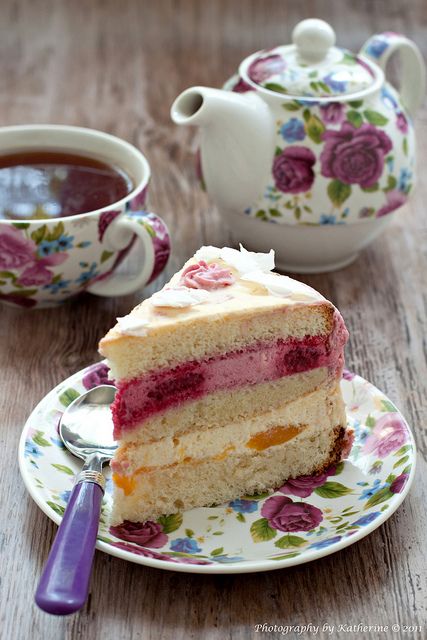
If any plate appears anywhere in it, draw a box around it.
[19,363,416,574]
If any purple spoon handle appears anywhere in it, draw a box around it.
[35,480,103,615]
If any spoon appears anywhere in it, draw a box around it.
[35,384,117,615]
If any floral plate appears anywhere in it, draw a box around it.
[18,363,416,574]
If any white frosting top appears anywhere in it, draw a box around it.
[195,245,275,275]
[151,286,211,308]
[116,315,150,336]
[112,245,325,338]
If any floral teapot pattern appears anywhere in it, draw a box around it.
[171,19,425,226]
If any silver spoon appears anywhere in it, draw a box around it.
[35,384,117,615]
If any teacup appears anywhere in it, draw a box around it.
[0,125,171,308]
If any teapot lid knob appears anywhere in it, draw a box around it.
[292,19,336,63]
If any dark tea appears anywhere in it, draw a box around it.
[0,150,134,220]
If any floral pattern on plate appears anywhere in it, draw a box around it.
[18,364,416,574]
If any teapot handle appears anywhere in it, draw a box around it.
[360,32,425,118]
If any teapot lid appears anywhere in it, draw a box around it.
[241,19,377,98]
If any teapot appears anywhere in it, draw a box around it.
[171,19,425,272]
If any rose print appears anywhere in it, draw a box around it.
[363,413,408,458]
[248,54,286,83]
[376,189,407,218]
[0,225,36,269]
[110,520,168,548]
[17,252,68,287]
[273,146,316,194]
[144,214,171,283]
[232,77,253,93]
[129,186,147,212]
[111,541,177,561]
[261,496,323,532]
[390,473,409,494]
[396,112,409,134]
[98,210,121,241]
[0,291,37,308]
[278,466,336,498]
[320,102,345,125]
[17,263,55,286]
[320,123,392,188]
[82,363,114,390]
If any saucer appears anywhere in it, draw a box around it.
[19,363,416,574]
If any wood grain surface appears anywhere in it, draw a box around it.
[0,1,426,638]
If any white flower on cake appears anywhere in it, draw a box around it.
[116,315,150,336]
[151,286,211,308]
[195,245,275,275]
[241,271,324,301]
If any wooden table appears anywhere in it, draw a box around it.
[1,1,426,638]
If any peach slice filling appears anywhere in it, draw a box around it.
[112,425,302,496]
[246,424,303,451]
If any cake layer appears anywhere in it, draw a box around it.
[101,301,335,381]
[112,381,345,475]
[112,318,346,437]
[117,367,329,444]
[101,246,350,526]
[110,422,346,524]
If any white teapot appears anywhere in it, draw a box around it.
[171,19,425,272]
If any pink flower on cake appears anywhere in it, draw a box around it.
[278,466,336,498]
[363,413,408,458]
[261,496,323,532]
[110,520,168,548]
[180,260,235,290]
[0,225,36,269]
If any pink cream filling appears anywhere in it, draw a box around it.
[112,311,348,439]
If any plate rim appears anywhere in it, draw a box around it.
[18,365,417,574]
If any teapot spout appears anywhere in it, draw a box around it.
[171,86,275,212]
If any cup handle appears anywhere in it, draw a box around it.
[87,211,171,297]
[360,32,426,118]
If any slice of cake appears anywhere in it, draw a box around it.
[99,246,349,524]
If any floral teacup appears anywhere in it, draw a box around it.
[0,125,170,308]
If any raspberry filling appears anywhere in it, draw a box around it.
[112,312,348,438]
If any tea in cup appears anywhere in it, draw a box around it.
[0,125,170,308]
